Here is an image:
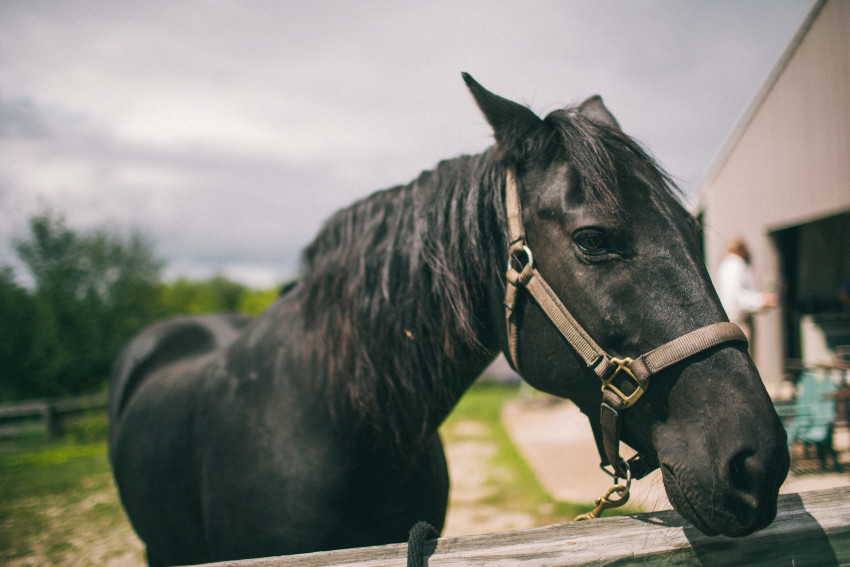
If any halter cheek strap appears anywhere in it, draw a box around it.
[502,169,748,480]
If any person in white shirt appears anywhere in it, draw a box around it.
[716,238,778,346]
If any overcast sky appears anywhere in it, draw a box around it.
[0,1,815,288]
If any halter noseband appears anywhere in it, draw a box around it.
[502,169,747,480]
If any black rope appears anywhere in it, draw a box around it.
[407,521,438,567]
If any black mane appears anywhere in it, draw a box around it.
[293,103,681,446]
[295,151,506,445]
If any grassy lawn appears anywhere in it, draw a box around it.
[0,413,145,566]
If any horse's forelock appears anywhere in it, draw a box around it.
[543,108,681,213]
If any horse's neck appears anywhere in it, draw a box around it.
[294,154,503,448]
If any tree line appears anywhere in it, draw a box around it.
[0,211,281,402]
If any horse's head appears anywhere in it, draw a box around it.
[464,73,789,537]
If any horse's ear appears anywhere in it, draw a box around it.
[462,72,542,161]
[577,95,621,129]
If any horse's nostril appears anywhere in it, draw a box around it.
[727,449,760,495]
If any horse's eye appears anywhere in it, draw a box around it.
[573,229,612,256]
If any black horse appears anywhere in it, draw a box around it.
[109,74,789,565]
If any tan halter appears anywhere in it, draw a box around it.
[502,169,747,483]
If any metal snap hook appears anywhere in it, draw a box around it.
[575,463,632,521]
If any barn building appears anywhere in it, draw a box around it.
[698,0,850,395]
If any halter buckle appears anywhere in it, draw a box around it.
[600,357,646,409]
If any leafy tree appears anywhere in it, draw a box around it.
[0,267,61,399]
[158,277,283,316]
[239,287,281,315]
[1,209,285,401]
[159,275,247,315]
[5,211,164,399]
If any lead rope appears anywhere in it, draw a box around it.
[407,521,438,567]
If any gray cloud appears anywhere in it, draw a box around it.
[0,96,52,139]
[0,0,815,286]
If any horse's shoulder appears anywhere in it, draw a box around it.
[109,313,253,420]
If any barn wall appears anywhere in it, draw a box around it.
[700,0,850,390]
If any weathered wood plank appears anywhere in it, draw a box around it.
[0,400,49,419]
[0,393,108,437]
[0,393,107,419]
[51,392,108,413]
[198,487,850,566]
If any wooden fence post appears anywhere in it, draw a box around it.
[42,403,63,437]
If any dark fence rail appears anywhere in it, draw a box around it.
[199,487,850,566]
[0,393,108,437]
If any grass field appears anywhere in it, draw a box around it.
[0,413,145,566]
[0,384,613,565]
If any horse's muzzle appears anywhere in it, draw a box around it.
[660,431,790,537]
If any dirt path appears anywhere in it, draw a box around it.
[502,398,670,511]
[441,420,537,537]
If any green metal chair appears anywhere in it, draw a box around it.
[784,370,843,472]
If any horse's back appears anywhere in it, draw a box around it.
[108,313,252,426]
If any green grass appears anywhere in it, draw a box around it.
[0,412,144,566]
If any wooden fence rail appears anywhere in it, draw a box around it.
[199,487,850,566]
[0,393,108,436]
